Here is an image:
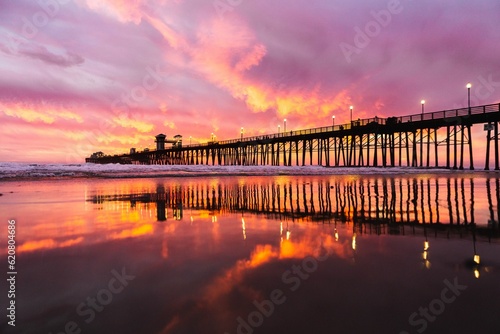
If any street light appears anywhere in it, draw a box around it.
[189,136,192,145]
[350,105,353,123]
[284,118,287,132]
[467,82,472,115]
[240,127,243,140]
[332,115,335,127]
[278,124,280,134]
[421,100,425,114]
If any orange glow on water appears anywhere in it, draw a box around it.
[17,237,84,253]
[247,244,278,268]
[109,224,154,240]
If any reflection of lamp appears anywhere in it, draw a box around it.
[334,228,339,242]
[242,217,246,240]
[280,221,283,244]
[473,254,480,279]
[280,221,290,240]
[352,233,356,250]
[174,189,183,220]
[422,240,431,269]
[472,226,480,278]
[474,269,480,279]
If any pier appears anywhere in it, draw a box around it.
[86,103,500,170]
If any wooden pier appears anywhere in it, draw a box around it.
[86,103,500,170]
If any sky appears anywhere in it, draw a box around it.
[1,0,500,163]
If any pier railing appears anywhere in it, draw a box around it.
[401,103,500,122]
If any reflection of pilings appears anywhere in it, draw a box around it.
[87,177,500,239]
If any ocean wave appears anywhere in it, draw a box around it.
[0,162,461,181]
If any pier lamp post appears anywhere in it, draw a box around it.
[421,100,425,114]
[240,127,243,140]
[350,105,353,123]
[332,115,335,127]
[278,124,280,135]
[189,136,192,145]
[467,82,472,115]
[211,132,214,142]
[284,118,287,132]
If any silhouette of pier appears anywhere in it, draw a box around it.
[86,103,500,170]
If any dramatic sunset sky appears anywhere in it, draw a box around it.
[1,0,500,162]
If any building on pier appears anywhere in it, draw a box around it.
[155,134,166,151]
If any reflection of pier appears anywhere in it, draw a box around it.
[87,103,500,170]
[88,177,500,241]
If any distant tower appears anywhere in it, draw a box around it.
[174,134,182,148]
[155,134,166,151]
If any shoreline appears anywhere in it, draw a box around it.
[1,163,498,182]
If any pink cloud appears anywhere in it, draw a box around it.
[17,43,84,67]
